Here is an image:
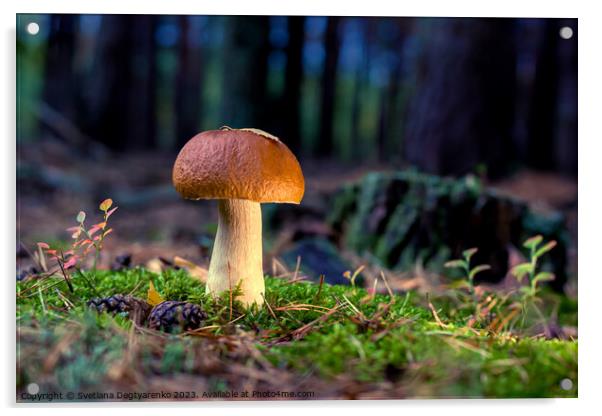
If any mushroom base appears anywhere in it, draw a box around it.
[206,199,265,306]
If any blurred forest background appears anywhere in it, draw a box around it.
[16,15,578,292]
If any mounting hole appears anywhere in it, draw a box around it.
[559,26,573,40]
[560,378,573,391]
[26,22,40,35]
[26,382,40,395]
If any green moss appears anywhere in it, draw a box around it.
[16,268,577,399]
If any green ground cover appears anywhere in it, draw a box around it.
[16,268,577,400]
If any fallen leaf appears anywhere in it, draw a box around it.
[147,281,165,306]
[145,258,163,274]
[174,256,208,282]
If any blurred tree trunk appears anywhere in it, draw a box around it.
[79,15,129,150]
[381,19,411,162]
[126,16,157,150]
[526,20,558,171]
[527,19,577,176]
[43,15,77,122]
[79,15,157,151]
[221,16,270,128]
[175,16,203,147]
[281,16,305,153]
[349,20,367,160]
[316,16,341,157]
[554,19,577,176]
[403,18,517,178]
[381,51,404,161]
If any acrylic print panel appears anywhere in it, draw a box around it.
[16,14,577,402]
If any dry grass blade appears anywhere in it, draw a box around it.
[174,256,208,282]
[271,257,290,278]
[379,270,395,299]
[315,274,325,299]
[227,262,233,321]
[54,288,75,309]
[292,255,301,281]
[274,303,331,312]
[284,275,309,284]
[56,251,74,293]
[272,304,343,343]
[444,336,490,358]
[427,295,449,329]
[490,307,521,334]
[262,294,280,322]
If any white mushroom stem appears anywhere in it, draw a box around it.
[206,199,265,306]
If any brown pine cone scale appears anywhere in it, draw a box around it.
[148,301,207,333]
[87,294,152,325]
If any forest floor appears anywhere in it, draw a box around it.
[17,268,577,401]
[17,140,578,400]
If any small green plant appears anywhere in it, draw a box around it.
[445,248,491,297]
[445,248,491,322]
[510,235,557,328]
[510,235,557,297]
[38,198,117,273]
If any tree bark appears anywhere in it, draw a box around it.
[175,16,203,147]
[77,15,158,151]
[316,16,341,157]
[221,16,270,129]
[281,16,305,154]
[403,18,517,178]
[43,15,77,124]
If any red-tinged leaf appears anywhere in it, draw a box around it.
[63,257,78,269]
[77,239,93,248]
[106,207,118,219]
[88,226,101,237]
[99,198,113,212]
[66,226,80,232]
[64,250,75,256]
[93,235,101,241]
[46,249,57,256]
[76,211,86,223]
[37,242,50,249]
[71,230,82,239]
[95,222,107,230]
[103,228,113,237]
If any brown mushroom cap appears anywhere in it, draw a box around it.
[172,127,305,203]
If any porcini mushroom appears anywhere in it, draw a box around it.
[172,127,305,306]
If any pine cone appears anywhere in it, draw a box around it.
[87,294,152,325]
[148,301,207,333]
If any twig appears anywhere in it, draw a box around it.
[292,256,301,282]
[227,262,233,321]
[57,250,74,293]
[262,294,279,322]
[314,274,325,300]
[426,294,448,329]
[380,270,394,299]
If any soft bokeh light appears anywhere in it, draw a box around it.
[26,22,39,35]
[560,26,573,39]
